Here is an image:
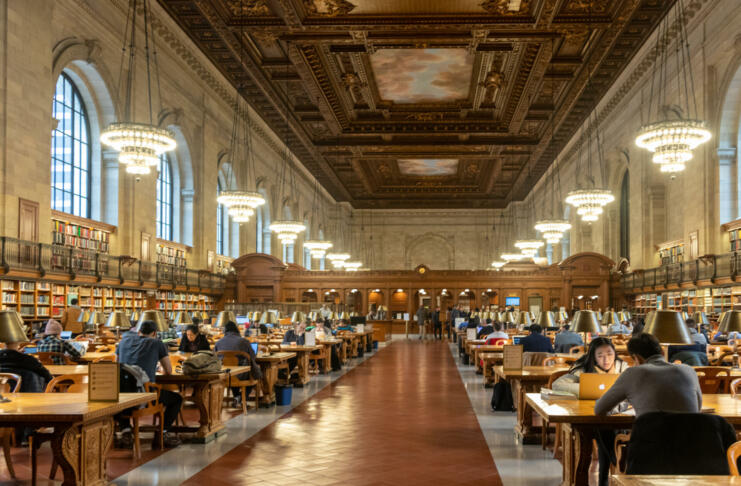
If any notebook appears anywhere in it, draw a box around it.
[578,373,619,400]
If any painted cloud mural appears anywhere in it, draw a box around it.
[397,159,459,176]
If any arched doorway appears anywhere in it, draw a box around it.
[301,290,318,303]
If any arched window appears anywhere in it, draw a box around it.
[620,171,630,260]
[217,180,226,255]
[157,154,173,240]
[51,73,91,218]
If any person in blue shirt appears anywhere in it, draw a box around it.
[606,321,631,336]
[519,324,554,353]
[685,318,708,345]
[554,324,584,353]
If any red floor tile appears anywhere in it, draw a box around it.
[182,341,502,486]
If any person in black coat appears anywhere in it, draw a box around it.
[0,345,52,392]
[179,325,211,353]
[432,307,442,340]
[477,319,494,339]
[519,324,554,353]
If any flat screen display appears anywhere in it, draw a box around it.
[505,297,520,307]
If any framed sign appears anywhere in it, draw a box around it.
[88,362,119,402]
[503,344,524,371]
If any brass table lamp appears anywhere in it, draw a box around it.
[213,311,236,328]
[643,310,692,344]
[137,310,169,333]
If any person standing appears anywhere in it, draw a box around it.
[61,298,83,335]
[432,307,442,340]
[416,304,428,340]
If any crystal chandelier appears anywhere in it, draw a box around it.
[636,120,710,173]
[327,252,350,268]
[343,261,362,272]
[304,240,333,259]
[269,221,306,245]
[491,261,506,270]
[100,0,175,175]
[514,240,543,257]
[501,253,524,262]
[634,1,710,173]
[228,205,255,223]
[565,189,615,222]
[100,123,176,175]
[534,220,572,244]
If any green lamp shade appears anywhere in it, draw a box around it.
[105,311,131,330]
[571,310,601,334]
[137,310,169,332]
[537,311,555,328]
[643,310,692,344]
[214,311,236,328]
[719,310,741,334]
[173,311,193,325]
[0,310,28,344]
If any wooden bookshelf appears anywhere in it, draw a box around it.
[155,240,189,268]
[51,210,114,253]
[632,285,741,320]
[155,291,214,317]
[657,239,684,266]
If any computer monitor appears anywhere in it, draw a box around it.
[235,316,249,326]
[60,331,72,340]
[251,342,259,355]
[505,297,520,307]
[350,316,366,326]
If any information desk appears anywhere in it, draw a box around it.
[526,393,741,486]
[493,365,569,443]
[0,392,153,486]
[368,319,392,342]
[156,364,250,443]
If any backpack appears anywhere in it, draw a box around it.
[181,350,221,375]
[490,381,515,412]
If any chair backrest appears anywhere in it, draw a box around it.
[728,440,741,475]
[731,378,741,397]
[142,382,162,408]
[546,369,569,388]
[0,373,22,393]
[217,350,249,366]
[35,352,73,365]
[93,355,116,363]
[485,338,507,345]
[695,366,731,394]
[569,345,585,355]
[543,356,566,367]
[627,411,736,475]
[45,374,88,393]
[95,344,115,352]
[522,352,550,366]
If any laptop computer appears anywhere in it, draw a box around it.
[60,331,72,340]
[23,346,37,354]
[251,342,259,355]
[578,373,619,400]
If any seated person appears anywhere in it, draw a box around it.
[314,319,333,338]
[38,320,81,365]
[667,343,708,365]
[178,324,211,353]
[458,317,470,331]
[519,324,554,353]
[554,324,584,353]
[485,322,508,341]
[552,337,628,396]
[606,321,631,336]
[595,332,702,417]
[0,341,52,392]
[552,337,628,486]
[215,321,262,408]
[336,319,353,331]
[116,320,182,447]
[685,318,708,345]
[477,319,494,339]
[283,321,307,345]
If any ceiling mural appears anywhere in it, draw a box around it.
[397,159,459,176]
[158,0,678,208]
[371,49,474,103]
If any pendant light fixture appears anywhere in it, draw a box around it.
[100,0,176,174]
[303,181,333,259]
[270,41,305,248]
[327,203,350,268]
[343,261,362,272]
[635,0,710,173]
[514,199,543,256]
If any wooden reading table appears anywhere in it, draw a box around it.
[0,392,153,486]
[278,344,321,385]
[255,352,296,406]
[526,393,741,486]
[610,476,741,486]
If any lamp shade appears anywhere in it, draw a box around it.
[291,311,306,323]
[504,311,517,323]
[77,310,91,323]
[173,311,193,325]
[105,311,131,330]
[137,310,169,332]
[643,310,692,344]
[601,311,620,326]
[308,311,318,322]
[537,311,556,328]
[618,311,631,322]
[259,311,278,325]
[214,311,236,328]
[558,310,569,322]
[718,310,741,334]
[130,310,141,322]
[692,311,709,326]
[339,311,350,320]
[517,312,532,326]
[87,311,107,325]
[0,310,27,344]
[571,311,601,334]
[681,311,689,321]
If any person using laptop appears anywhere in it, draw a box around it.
[38,320,81,365]
[551,337,628,486]
[554,324,584,353]
[178,324,211,353]
[519,324,554,353]
[485,321,508,342]
[215,321,262,409]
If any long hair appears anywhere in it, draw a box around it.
[569,337,621,373]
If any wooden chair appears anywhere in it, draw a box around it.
[308,346,329,374]
[95,344,116,353]
[569,346,585,355]
[712,351,736,366]
[130,383,164,460]
[216,351,260,413]
[731,378,741,396]
[0,373,20,478]
[33,374,89,482]
[93,355,116,362]
[695,366,731,394]
[728,440,741,475]
[35,352,75,365]
[543,356,568,367]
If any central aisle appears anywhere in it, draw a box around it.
[182,340,502,486]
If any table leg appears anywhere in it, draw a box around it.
[513,380,542,444]
[294,352,310,386]
[189,379,225,440]
[560,423,594,486]
[259,362,278,406]
[51,418,114,486]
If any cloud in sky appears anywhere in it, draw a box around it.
[371,49,473,103]
[398,159,459,176]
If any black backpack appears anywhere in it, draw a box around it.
[490,381,515,411]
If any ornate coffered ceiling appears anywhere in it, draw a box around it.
[158,0,675,208]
